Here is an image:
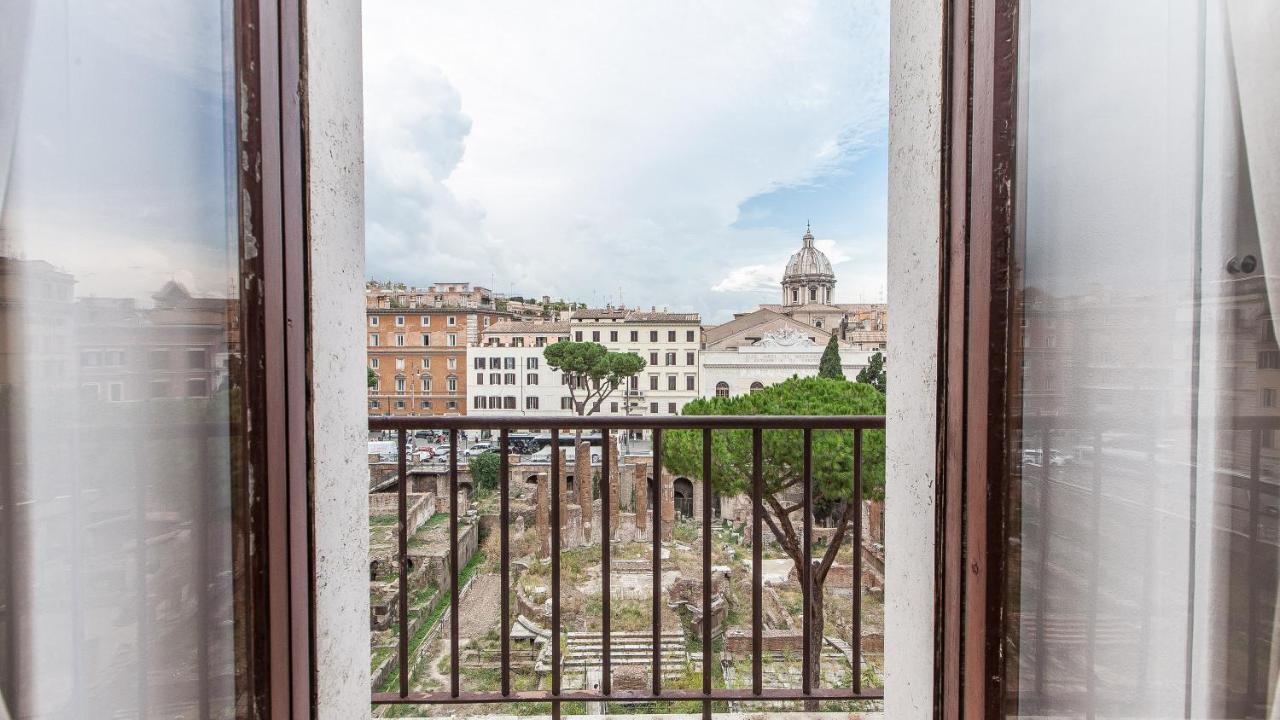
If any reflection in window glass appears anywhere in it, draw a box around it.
[1008,1,1278,716]
[1,0,242,716]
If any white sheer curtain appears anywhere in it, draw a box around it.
[1,2,241,718]
[1013,1,1278,717]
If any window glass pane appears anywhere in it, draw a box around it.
[1007,2,1278,716]
[1,0,241,716]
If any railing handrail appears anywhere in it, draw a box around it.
[370,413,886,431]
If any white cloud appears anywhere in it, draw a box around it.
[362,0,889,313]
[711,264,782,294]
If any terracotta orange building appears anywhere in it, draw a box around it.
[366,284,510,416]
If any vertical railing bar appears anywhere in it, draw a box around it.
[752,427,763,696]
[500,427,511,696]
[397,428,409,698]
[1247,426,1261,701]
[801,428,813,696]
[652,427,664,696]
[449,427,460,697]
[702,427,714,717]
[551,429,562,699]
[1085,429,1102,714]
[852,428,863,694]
[1034,426,1051,705]
[601,427,612,696]
[196,434,211,720]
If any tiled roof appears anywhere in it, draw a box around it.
[483,320,569,334]
[570,308,628,320]
[571,309,701,323]
[623,311,700,323]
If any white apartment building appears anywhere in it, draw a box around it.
[466,320,573,416]
[569,308,702,416]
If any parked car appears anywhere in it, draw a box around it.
[463,443,495,457]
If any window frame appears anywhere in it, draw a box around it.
[936,0,1021,717]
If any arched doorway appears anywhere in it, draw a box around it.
[673,477,694,518]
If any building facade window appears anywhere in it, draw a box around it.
[649,331,658,342]
[490,373,501,384]
[446,334,457,347]
[526,396,539,410]
[592,331,600,341]
[668,402,677,414]
[667,330,676,342]
[649,352,659,365]
[649,402,659,414]
[421,333,431,346]
[527,373,538,385]
[715,381,729,398]
[649,374,659,390]
[475,397,487,409]
[504,373,516,384]
[369,316,379,326]
[504,357,516,369]
[561,397,573,410]
[686,352,695,365]
[394,377,406,392]
[475,357,485,369]
[1264,388,1278,408]
[686,330,695,342]
[395,357,405,370]
[610,331,618,342]
[395,315,404,326]
[667,375,676,390]
[665,352,676,365]
[575,331,583,341]
[686,375,695,391]
[447,315,457,326]
[394,333,405,346]
[370,358,379,369]
[750,381,764,393]
[526,357,539,369]
[476,374,484,385]
[504,396,516,409]
[630,331,639,342]
[420,315,430,326]
[447,357,456,370]
[446,401,457,410]
[446,375,457,392]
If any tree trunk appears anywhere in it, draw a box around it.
[807,566,824,711]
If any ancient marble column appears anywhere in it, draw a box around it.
[535,474,550,559]
[607,438,621,540]
[634,462,648,532]
[660,469,675,541]
[575,440,592,529]
[558,448,570,530]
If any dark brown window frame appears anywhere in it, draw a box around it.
[936,0,1020,718]
[234,0,313,717]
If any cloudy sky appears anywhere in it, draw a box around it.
[363,1,888,323]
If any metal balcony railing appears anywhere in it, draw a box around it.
[368,414,886,718]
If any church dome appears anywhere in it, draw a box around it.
[783,226,834,281]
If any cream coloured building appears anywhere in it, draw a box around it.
[700,226,886,397]
[569,308,702,416]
